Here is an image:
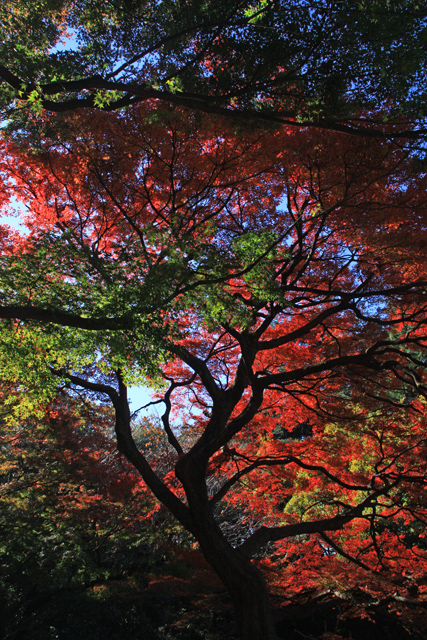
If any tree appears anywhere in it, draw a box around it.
[2,0,427,139]
[0,386,191,639]
[1,104,427,639]
[0,387,169,638]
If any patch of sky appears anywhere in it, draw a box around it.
[49,27,79,54]
[1,196,29,233]
[128,384,157,417]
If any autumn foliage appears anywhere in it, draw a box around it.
[1,102,427,639]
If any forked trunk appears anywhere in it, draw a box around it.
[175,450,279,639]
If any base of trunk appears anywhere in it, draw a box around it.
[199,534,278,640]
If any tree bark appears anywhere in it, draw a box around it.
[175,435,279,640]
[196,524,278,640]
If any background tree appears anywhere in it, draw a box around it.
[1,0,427,139]
[1,103,427,639]
[0,386,193,639]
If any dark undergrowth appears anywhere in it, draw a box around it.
[2,550,427,640]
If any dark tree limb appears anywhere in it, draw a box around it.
[0,305,130,330]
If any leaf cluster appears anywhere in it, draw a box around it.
[2,1,427,139]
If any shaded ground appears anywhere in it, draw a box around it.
[275,588,427,640]
[3,549,427,640]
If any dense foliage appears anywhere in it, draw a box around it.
[1,101,427,639]
[0,390,197,639]
[1,1,427,137]
[2,4,427,640]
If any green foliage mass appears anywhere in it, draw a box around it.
[0,227,179,414]
[1,1,427,136]
[233,230,281,302]
[181,230,282,330]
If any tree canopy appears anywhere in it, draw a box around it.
[2,0,427,138]
[2,5,427,640]
[1,100,427,639]
[0,388,198,640]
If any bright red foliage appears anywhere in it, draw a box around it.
[1,104,427,639]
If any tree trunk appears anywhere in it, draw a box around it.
[228,571,278,640]
[196,527,279,640]
[175,445,279,639]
